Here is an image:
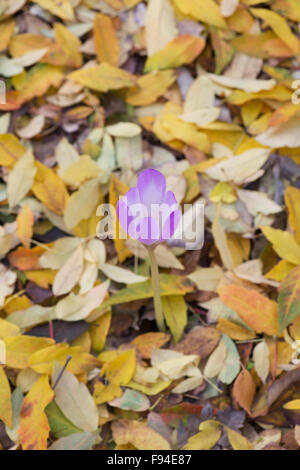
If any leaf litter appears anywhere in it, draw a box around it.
[1,0,300,451]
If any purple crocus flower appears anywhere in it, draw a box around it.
[117,169,181,245]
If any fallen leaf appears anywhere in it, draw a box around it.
[94,13,119,66]
[145,35,205,72]
[112,419,171,450]
[19,375,54,450]
[233,369,256,414]
[219,284,279,336]
[52,365,98,432]
[68,63,135,93]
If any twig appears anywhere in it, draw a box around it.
[53,356,72,390]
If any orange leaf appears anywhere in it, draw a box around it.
[219,285,279,336]
[94,13,120,66]
[232,369,256,414]
[19,375,54,450]
[131,332,170,359]
[8,246,45,270]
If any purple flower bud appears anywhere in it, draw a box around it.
[117,169,182,245]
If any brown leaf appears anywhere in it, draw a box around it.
[174,326,220,358]
[233,369,256,414]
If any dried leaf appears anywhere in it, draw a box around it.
[19,375,54,450]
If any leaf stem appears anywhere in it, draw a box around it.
[147,245,165,332]
[53,356,72,390]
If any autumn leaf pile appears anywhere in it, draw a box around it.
[3,0,300,451]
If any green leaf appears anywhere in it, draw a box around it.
[100,274,194,309]
[45,401,82,439]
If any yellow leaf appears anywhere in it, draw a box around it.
[209,182,237,204]
[185,420,222,450]
[7,150,36,208]
[145,0,178,56]
[266,260,297,282]
[3,295,31,315]
[109,175,132,263]
[0,318,20,339]
[94,350,136,404]
[273,0,300,22]
[9,33,52,57]
[32,161,69,215]
[4,336,54,369]
[225,425,253,450]
[283,399,300,410]
[89,310,112,353]
[231,30,294,59]
[212,203,234,270]
[160,115,211,153]
[217,318,255,341]
[112,419,171,450]
[241,100,263,127]
[43,23,82,67]
[60,154,100,186]
[12,64,64,105]
[68,63,135,93]
[33,0,74,21]
[105,0,140,8]
[145,35,205,72]
[17,202,34,248]
[0,133,26,167]
[227,85,292,106]
[261,226,300,265]
[64,178,100,231]
[269,341,293,376]
[0,366,12,428]
[52,244,84,296]
[285,186,300,244]
[219,284,279,336]
[94,13,119,66]
[126,70,176,106]
[251,7,299,53]
[29,344,99,375]
[0,18,15,51]
[173,0,227,28]
[162,295,187,343]
[19,375,54,450]
[128,379,171,395]
[25,270,56,289]
[227,234,251,267]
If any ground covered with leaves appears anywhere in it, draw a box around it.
[2,0,300,452]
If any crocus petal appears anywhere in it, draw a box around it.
[161,209,182,240]
[116,198,130,234]
[125,186,141,206]
[128,216,160,245]
[117,187,141,234]
[163,190,178,208]
[160,190,180,226]
[137,169,166,210]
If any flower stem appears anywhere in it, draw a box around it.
[147,245,165,332]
